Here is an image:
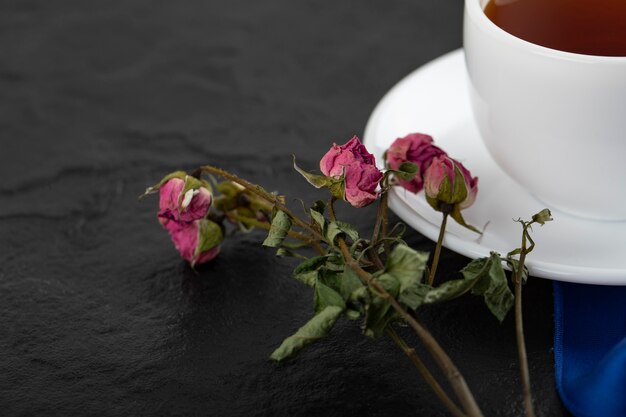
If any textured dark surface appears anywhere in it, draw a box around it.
[0,1,570,416]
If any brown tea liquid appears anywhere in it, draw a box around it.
[484,0,626,56]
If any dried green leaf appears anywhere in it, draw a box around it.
[339,267,364,301]
[334,221,359,241]
[459,253,513,322]
[506,258,529,284]
[195,219,223,259]
[293,156,332,188]
[345,309,361,320]
[270,306,343,362]
[309,209,326,230]
[314,280,346,313]
[262,210,292,247]
[449,205,481,234]
[382,245,429,310]
[480,254,514,322]
[421,277,476,306]
[141,171,187,197]
[419,253,513,322]
[393,162,419,181]
[293,256,329,287]
[363,273,400,339]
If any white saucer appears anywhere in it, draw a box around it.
[363,49,626,285]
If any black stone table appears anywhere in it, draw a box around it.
[1,1,571,415]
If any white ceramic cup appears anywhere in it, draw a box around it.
[464,0,626,220]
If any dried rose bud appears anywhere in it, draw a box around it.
[319,136,383,208]
[424,156,476,208]
[532,208,553,225]
[424,156,480,232]
[157,177,212,225]
[162,218,223,267]
[386,133,447,192]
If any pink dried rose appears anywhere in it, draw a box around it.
[162,218,222,267]
[319,136,383,208]
[157,177,212,225]
[386,133,447,193]
[146,173,223,266]
[424,155,480,232]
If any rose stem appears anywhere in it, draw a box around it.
[380,190,391,257]
[367,194,387,270]
[515,226,535,417]
[338,238,484,417]
[327,197,337,221]
[387,326,467,417]
[427,211,449,286]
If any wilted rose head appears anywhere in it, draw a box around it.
[157,177,212,225]
[386,133,447,193]
[319,136,383,208]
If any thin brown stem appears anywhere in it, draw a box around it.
[387,327,467,417]
[515,231,535,417]
[337,239,484,417]
[381,191,391,256]
[428,212,448,286]
[328,197,337,221]
[371,192,386,244]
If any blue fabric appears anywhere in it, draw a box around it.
[554,281,626,417]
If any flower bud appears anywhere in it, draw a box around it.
[532,208,553,225]
[424,156,478,210]
[386,133,447,192]
[319,136,383,208]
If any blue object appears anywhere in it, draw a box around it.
[554,281,626,417]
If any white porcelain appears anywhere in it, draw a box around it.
[464,0,626,220]
[363,49,626,285]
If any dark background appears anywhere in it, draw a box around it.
[0,0,570,416]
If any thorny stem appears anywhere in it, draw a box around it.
[428,211,449,286]
[515,225,536,417]
[387,327,467,417]
[337,238,484,417]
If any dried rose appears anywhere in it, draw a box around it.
[319,136,383,208]
[424,156,480,232]
[157,177,212,225]
[386,133,447,192]
[162,218,223,267]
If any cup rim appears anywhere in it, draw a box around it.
[466,0,626,63]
